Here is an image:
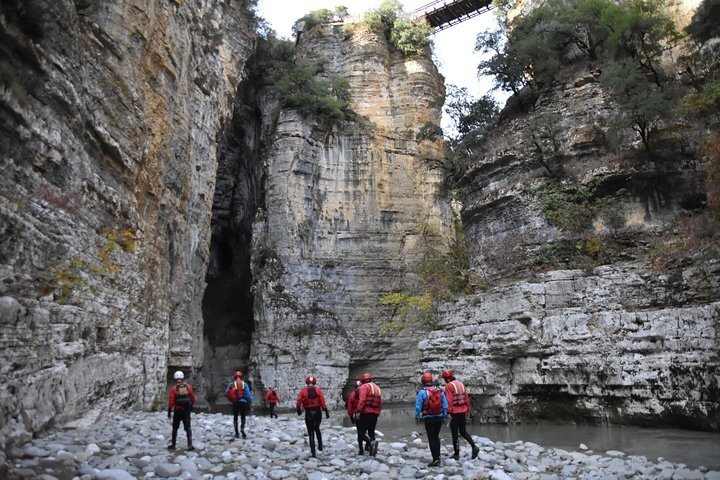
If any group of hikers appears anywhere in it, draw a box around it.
[167,369,479,466]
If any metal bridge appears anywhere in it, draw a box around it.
[409,0,494,31]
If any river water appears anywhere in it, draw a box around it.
[338,407,720,470]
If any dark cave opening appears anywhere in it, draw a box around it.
[200,77,265,404]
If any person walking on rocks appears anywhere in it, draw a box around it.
[296,375,329,458]
[415,372,447,467]
[225,371,253,438]
[347,380,361,424]
[354,373,382,457]
[441,369,480,460]
[264,386,280,418]
[168,370,195,451]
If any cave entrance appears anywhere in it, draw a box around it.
[200,81,264,407]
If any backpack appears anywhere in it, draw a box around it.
[308,386,317,399]
[424,387,443,415]
[226,381,245,403]
[175,383,191,408]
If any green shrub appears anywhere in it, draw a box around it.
[276,65,353,122]
[390,17,434,56]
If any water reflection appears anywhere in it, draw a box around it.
[352,407,720,470]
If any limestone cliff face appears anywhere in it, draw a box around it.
[422,64,720,429]
[249,23,454,405]
[0,0,254,447]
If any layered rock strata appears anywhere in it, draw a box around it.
[249,23,454,405]
[424,65,720,429]
[0,0,254,448]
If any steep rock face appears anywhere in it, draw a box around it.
[0,0,254,447]
[422,265,719,429]
[250,24,454,405]
[426,65,720,429]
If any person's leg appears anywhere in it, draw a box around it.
[450,415,460,458]
[269,403,276,418]
[240,403,248,438]
[182,410,193,449]
[356,414,368,454]
[232,403,240,438]
[457,413,479,458]
[315,413,323,451]
[170,411,181,449]
[305,411,317,457]
[368,414,379,456]
[425,417,442,465]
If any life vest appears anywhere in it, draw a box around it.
[447,380,469,409]
[422,386,443,416]
[265,390,278,403]
[175,383,191,408]
[226,380,246,403]
[364,383,381,409]
[303,386,322,409]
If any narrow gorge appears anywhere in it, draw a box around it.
[1,0,718,460]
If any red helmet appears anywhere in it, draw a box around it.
[355,380,362,388]
[360,373,372,383]
[234,371,243,378]
[441,370,454,379]
[421,372,433,384]
[306,376,317,385]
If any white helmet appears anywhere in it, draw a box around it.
[173,371,184,380]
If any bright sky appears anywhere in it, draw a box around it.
[256,0,510,129]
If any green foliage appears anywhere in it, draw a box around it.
[378,234,481,335]
[390,17,434,56]
[445,86,499,137]
[276,64,353,122]
[294,6,349,34]
[416,122,443,142]
[600,60,673,158]
[681,79,720,124]
[476,27,527,94]
[522,112,567,177]
[477,0,680,91]
[685,0,720,46]
[533,179,626,233]
[441,86,500,186]
[362,1,434,57]
[603,0,681,85]
[363,0,402,34]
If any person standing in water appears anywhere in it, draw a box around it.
[296,375,329,458]
[415,372,447,467]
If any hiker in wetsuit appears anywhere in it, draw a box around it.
[415,372,447,467]
[225,371,253,439]
[442,369,480,460]
[168,370,195,451]
[265,387,279,418]
[354,373,382,456]
[347,380,361,424]
[296,375,329,458]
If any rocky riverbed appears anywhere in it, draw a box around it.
[2,411,718,480]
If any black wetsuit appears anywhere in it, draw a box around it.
[305,408,323,457]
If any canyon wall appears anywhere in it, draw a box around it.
[248,23,455,406]
[420,63,719,429]
[0,0,254,448]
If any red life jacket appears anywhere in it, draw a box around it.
[303,386,322,409]
[226,380,246,403]
[422,387,444,416]
[265,389,279,403]
[446,380,469,414]
[358,382,382,414]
